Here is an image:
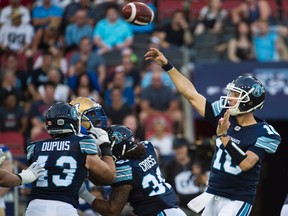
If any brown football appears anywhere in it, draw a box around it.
[122,2,154,26]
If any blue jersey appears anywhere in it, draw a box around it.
[112,141,178,216]
[26,134,98,208]
[206,100,281,204]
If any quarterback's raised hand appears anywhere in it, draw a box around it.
[144,48,168,67]
[18,162,45,184]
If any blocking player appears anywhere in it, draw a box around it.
[144,48,281,216]
[79,125,187,216]
[70,97,111,185]
[25,102,115,216]
[70,97,108,132]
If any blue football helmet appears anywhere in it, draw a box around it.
[220,75,266,116]
[107,125,138,160]
[46,102,80,135]
[70,97,108,129]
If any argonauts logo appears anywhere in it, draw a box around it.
[112,131,124,144]
[252,83,265,97]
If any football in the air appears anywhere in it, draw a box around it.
[122,2,154,26]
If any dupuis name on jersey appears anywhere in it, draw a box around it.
[41,141,71,151]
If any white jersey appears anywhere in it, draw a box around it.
[0,6,31,25]
[0,24,34,51]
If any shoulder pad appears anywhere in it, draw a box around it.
[79,137,98,155]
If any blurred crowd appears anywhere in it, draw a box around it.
[0,0,287,215]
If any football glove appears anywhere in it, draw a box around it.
[88,126,110,147]
[18,162,45,185]
[79,182,96,205]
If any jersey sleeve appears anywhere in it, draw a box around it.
[26,143,35,163]
[79,136,99,155]
[211,99,224,117]
[112,161,133,187]
[249,127,281,161]
[254,134,281,154]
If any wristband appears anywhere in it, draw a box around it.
[16,174,22,185]
[225,140,247,165]
[100,143,112,157]
[162,62,174,72]
[217,133,228,138]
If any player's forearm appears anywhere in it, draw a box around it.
[167,67,206,116]
[91,198,120,216]
[0,170,21,187]
[100,156,116,183]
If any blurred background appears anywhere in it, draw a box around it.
[0,0,287,215]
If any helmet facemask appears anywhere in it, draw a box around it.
[82,107,108,129]
[220,82,259,116]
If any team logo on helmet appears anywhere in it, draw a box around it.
[112,131,124,144]
[70,108,78,120]
[252,83,264,97]
[57,119,65,126]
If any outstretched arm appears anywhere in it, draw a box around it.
[0,162,45,187]
[144,48,207,117]
[79,183,132,216]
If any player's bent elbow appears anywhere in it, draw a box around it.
[100,169,116,184]
[106,172,116,184]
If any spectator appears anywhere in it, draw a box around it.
[194,0,227,35]
[72,73,100,101]
[123,114,144,142]
[62,0,95,27]
[30,0,63,57]
[38,68,69,102]
[34,0,73,9]
[92,0,119,25]
[252,20,288,62]
[69,37,106,86]
[0,9,34,54]
[0,0,30,26]
[227,21,254,62]
[28,81,56,141]
[32,0,63,30]
[30,21,64,56]
[33,44,68,75]
[105,87,133,125]
[141,61,176,91]
[65,9,93,51]
[68,60,101,93]
[165,136,208,216]
[156,10,193,48]
[0,70,25,106]
[1,53,27,93]
[140,70,182,128]
[116,48,139,87]
[27,50,53,100]
[0,92,27,134]
[231,0,271,25]
[104,71,134,107]
[148,116,175,166]
[93,4,134,55]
